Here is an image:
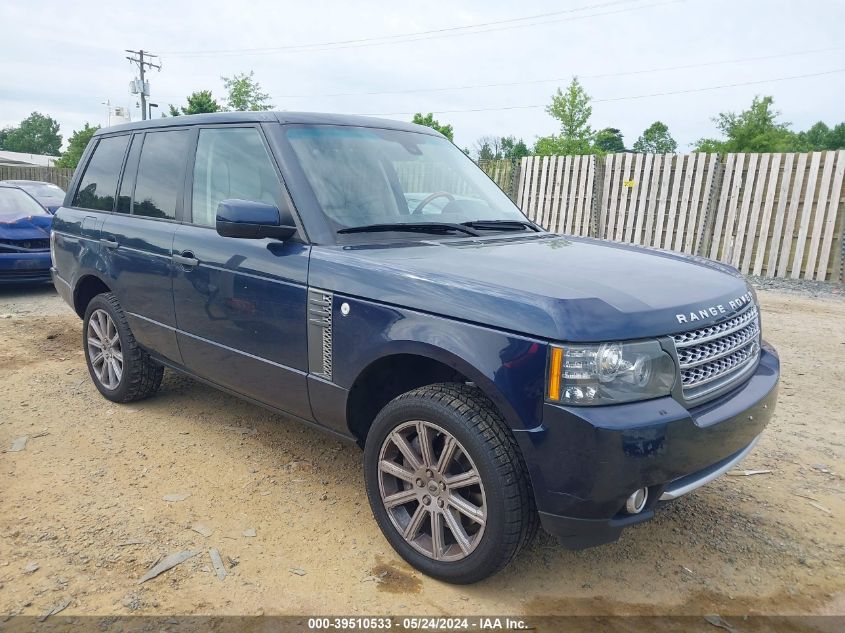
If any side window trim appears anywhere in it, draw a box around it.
[115,132,144,214]
[178,127,200,224]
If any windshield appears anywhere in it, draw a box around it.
[0,187,51,221]
[18,182,65,198]
[284,126,527,234]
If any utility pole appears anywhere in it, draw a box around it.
[125,49,161,120]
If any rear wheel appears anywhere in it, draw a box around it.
[83,293,163,402]
[364,383,537,583]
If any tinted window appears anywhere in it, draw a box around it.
[192,127,282,227]
[72,135,130,211]
[116,134,143,214]
[133,130,190,219]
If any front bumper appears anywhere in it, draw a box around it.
[515,342,779,549]
[0,252,52,285]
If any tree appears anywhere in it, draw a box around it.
[594,128,625,153]
[827,123,845,149]
[633,121,678,153]
[473,135,529,160]
[477,141,495,160]
[222,71,273,111]
[796,121,830,151]
[500,136,529,160]
[537,77,594,155]
[794,121,845,151]
[55,123,99,168]
[693,96,797,153]
[168,90,222,116]
[412,113,454,141]
[474,135,502,159]
[1,112,62,156]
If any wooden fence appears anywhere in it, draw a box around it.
[481,151,845,282]
[0,165,74,190]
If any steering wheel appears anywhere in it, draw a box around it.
[412,191,455,215]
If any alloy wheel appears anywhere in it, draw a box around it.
[377,420,487,562]
[87,308,123,390]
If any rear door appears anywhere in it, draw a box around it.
[172,124,312,420]
[100,128,193,363]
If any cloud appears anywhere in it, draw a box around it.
[1,0,843,151]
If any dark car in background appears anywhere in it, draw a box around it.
[0,180,66,213]
[0,184,53,285]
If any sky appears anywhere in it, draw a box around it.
[1,0,844,153]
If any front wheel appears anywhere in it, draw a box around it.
[83,293,163,402]
[364,383,537,584]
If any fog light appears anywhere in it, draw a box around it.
[626,487,648,514]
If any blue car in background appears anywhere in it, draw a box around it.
[0,184,53,285]
[0,180,66,213]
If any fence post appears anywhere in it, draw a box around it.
[590,155,606,238]
[508,157,520,203]
[696,154,725,257]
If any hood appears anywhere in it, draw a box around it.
[39,198,63,213]
[308,234,753,342]
[0,215,53,242]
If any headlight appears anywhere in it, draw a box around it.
[547,340,675,405]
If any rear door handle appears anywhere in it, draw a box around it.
[100,238,119,249]
[173,252,199,268]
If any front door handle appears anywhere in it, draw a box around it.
[173,252,200,268]
[100,238,119,249]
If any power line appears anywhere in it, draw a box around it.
[158,0,685,57]
[276,46,845,99]
[352,68,845,117]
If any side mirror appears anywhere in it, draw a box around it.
[215,199,297,240]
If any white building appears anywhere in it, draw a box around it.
[0,150,59,167]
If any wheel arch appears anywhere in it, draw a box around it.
[73,274,112,318]
[345,341,521,446]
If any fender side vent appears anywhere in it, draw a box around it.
[307,289,333,380]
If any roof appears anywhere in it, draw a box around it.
[97,111,443,138]
[0,150,59,167]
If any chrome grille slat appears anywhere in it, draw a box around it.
[671,303,761,402]
[676,321,760,369]
[672,303,757,347]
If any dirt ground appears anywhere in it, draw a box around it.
[0,284,843,621]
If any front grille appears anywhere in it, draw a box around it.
[0,238,50,252]
[671,303,760,402]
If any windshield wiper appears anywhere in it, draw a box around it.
[460,219,540,232]
[337,222,480,236]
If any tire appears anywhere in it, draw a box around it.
[364,383,537,584]
[82,293,163,403]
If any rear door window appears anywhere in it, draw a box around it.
[72,135,130,211]
[133,130,191,220]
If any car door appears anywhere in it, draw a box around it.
[100,128,193,364]
[172,125,312,420]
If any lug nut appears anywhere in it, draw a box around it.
[425,469,433,478]
[437,498,445,509]
[439,482,446,491]
[416,478,424,487]
[422,496,431,505]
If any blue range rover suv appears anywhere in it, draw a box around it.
[51,112,779,583]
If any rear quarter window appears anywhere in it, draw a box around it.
[72,135,130,211]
